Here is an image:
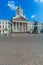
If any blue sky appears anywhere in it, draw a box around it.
[0,0,43,22]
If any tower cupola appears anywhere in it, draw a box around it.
[16,6,23,16]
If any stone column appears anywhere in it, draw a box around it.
[25,23,26,32]
[16,22,17,32]
[1,22,3,34]
[12,23,14,32]
[19,22,20,32]
[22,23,23,32]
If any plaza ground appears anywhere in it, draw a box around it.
[0,34,43,65]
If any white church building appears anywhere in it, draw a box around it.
[12,7,29,33]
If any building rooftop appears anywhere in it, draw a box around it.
[13,15,28,21]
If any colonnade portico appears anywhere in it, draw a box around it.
[12,6,29,33]
[12,22,27,32]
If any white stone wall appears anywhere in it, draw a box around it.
[0,20,11,35]
[27,22,34,32]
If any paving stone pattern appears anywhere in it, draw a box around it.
[0,34,43,65]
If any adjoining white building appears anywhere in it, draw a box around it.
[27,22,34,33]
[0,20,11,35]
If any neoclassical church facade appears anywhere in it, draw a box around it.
[12,7,29,33]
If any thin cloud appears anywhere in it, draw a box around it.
[34,0,39,3]
[31,15,35,18]
[34,0,43,3]
[7,1,18,10]
[40,0,43,2]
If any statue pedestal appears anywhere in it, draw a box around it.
[32,26,38,33]
[32,30,38,34]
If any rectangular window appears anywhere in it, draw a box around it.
[5,22,7,24]
[3,25,4,28]
[5,29,7,31]
[5,26,7,28]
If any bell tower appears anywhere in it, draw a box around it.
[16,6,23,16]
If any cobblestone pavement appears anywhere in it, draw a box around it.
[0,34,43,65]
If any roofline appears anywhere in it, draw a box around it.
[0,19,10,21]
[12,20,28,23]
